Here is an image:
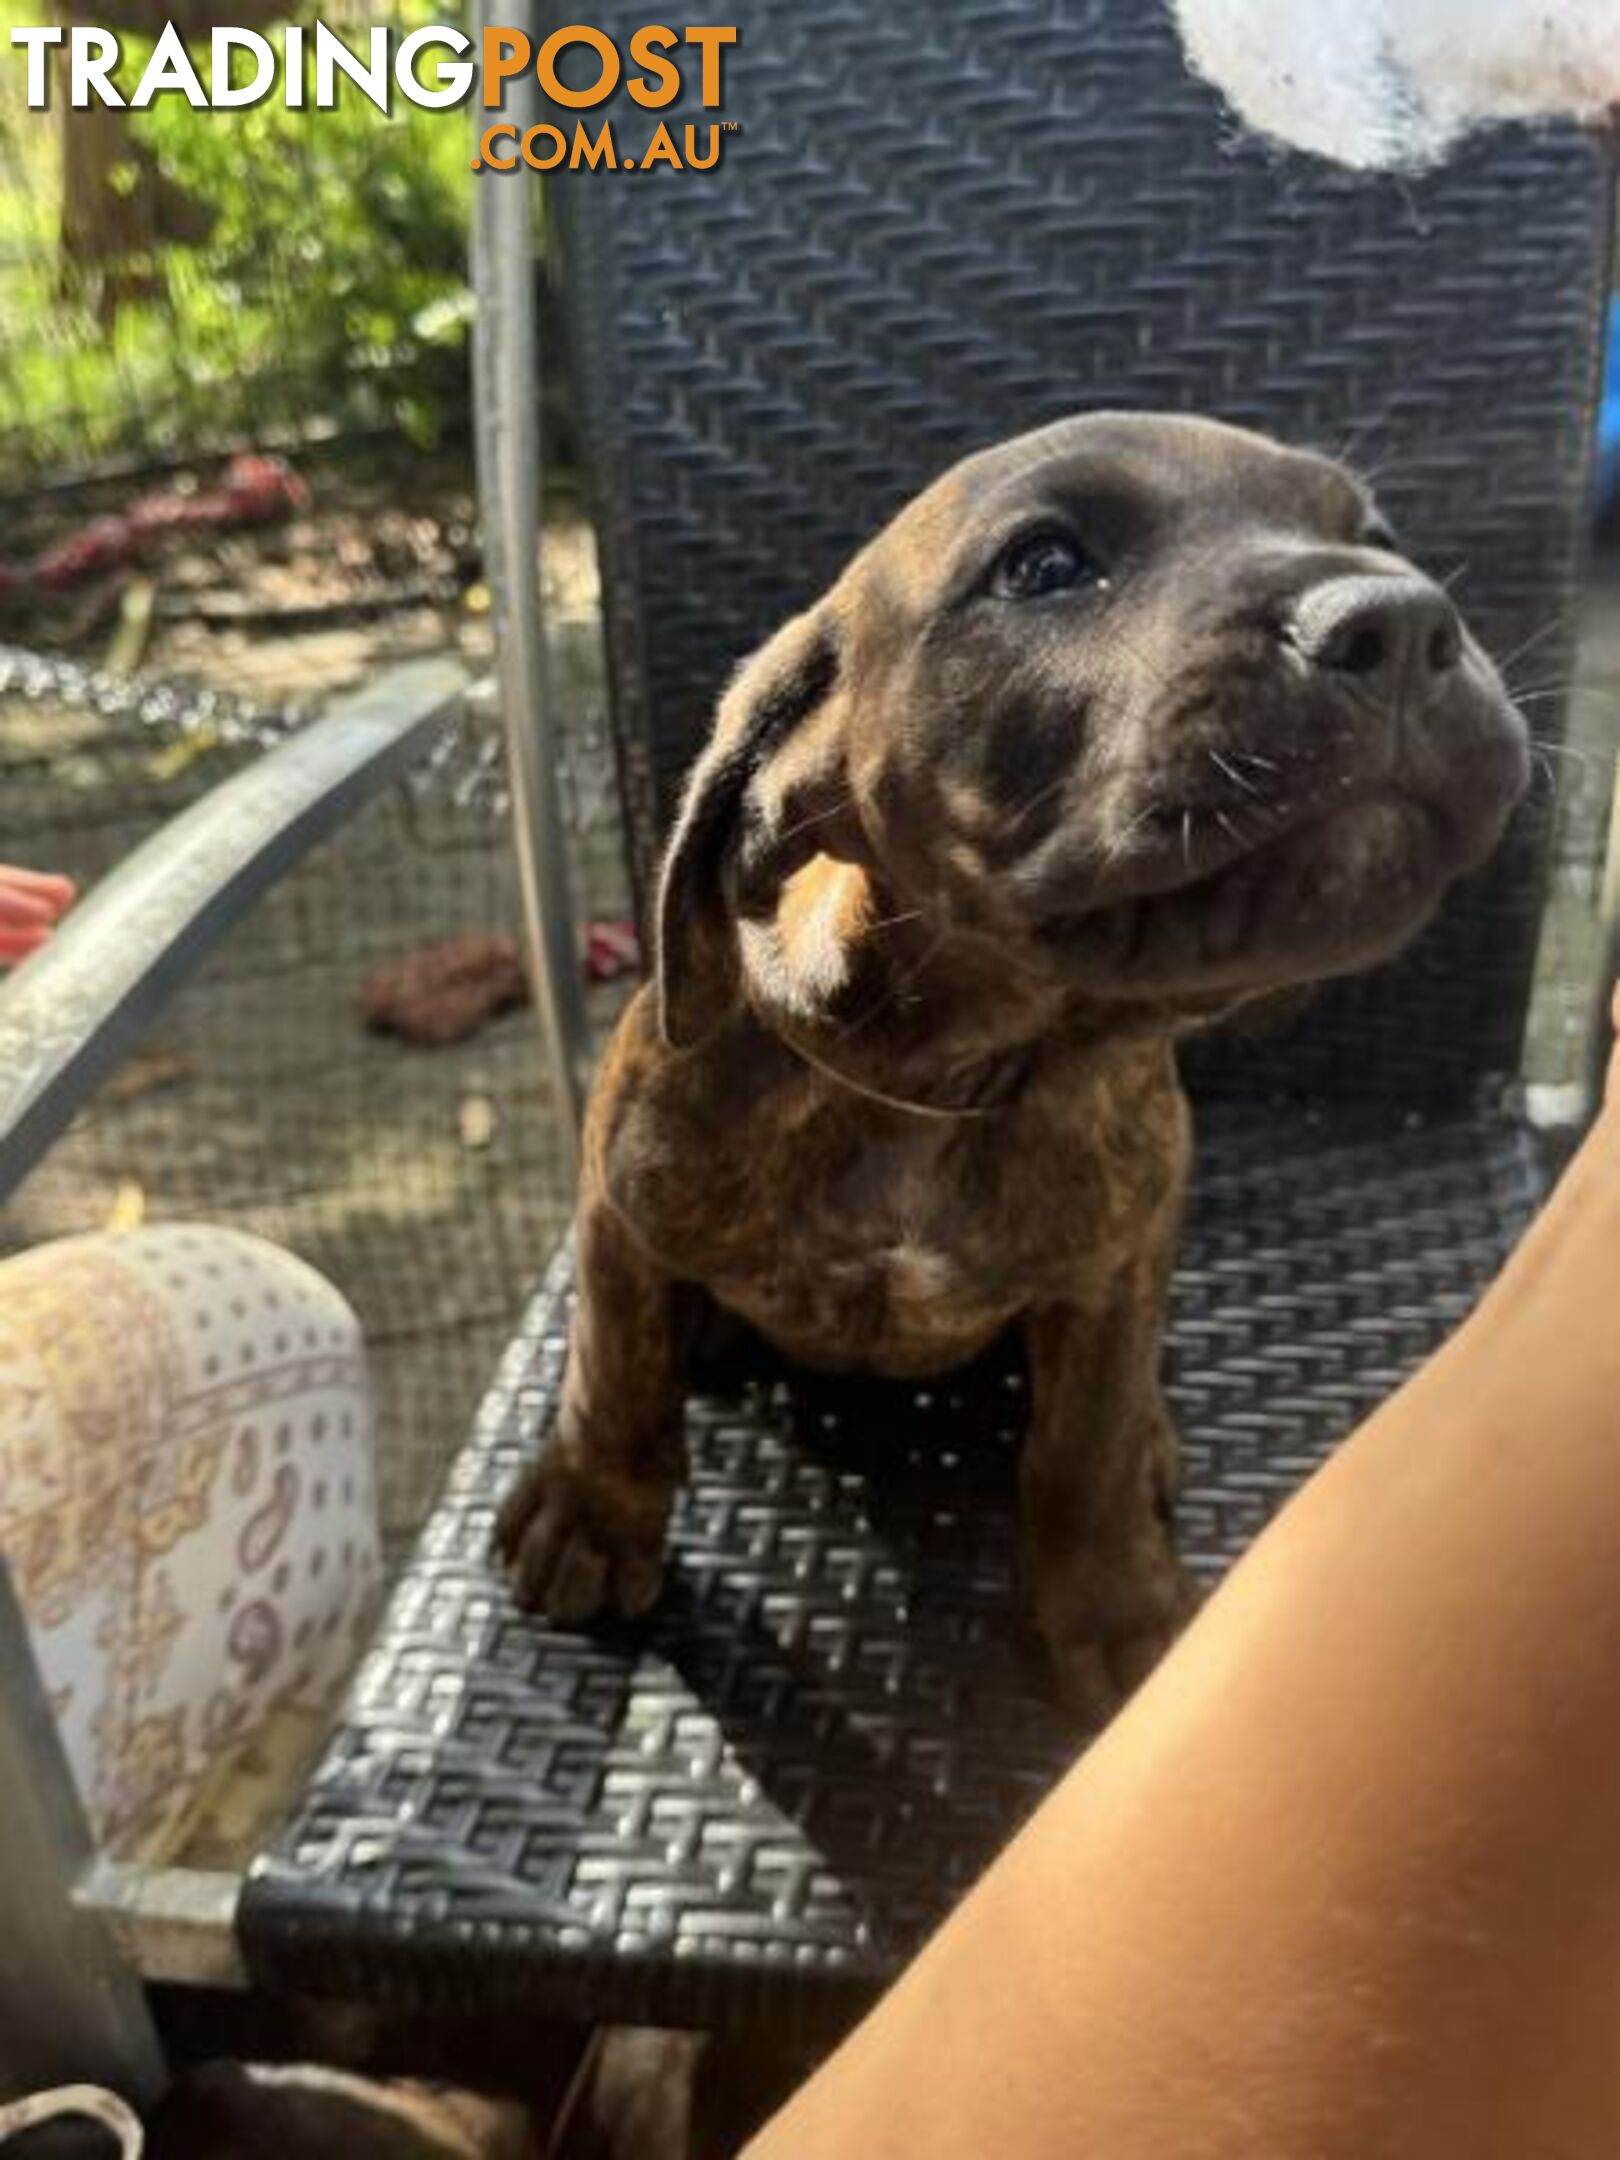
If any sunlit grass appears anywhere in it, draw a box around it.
[0,0,473,478]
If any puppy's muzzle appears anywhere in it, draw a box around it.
[1288,572,1463,710]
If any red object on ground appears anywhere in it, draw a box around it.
[360,933,529,1048]
[361,921,642,1049]
[584,918,640,982]
[15,455,310,596]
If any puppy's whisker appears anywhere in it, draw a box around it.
[1514,683,1620,716]
[1208,747,1268,802]
[1212,807,1244,847]
[1505,672,1582,696]
[772,793,857,848]
[1493,614,1573,678]
[1330,367,1422,471]
[1091,805,1160,876]
[1006,767,1076,832]
[1180,809,1194,872]
[1348,451,1397,490]
[1330,411,1391,470]
[1528,731,1599,754]
[1527,736,1607,772]
[835,927,952,1042]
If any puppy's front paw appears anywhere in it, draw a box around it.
[1037,1532,1199,1730]
[494,1448,671,1624]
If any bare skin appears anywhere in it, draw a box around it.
[747,996,1620,2159]
[0,866,73,964]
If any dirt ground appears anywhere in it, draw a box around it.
[3,449,631,1555]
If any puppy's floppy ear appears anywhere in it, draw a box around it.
[655,608,843,1049]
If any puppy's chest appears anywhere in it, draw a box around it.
[789,1148,1013,1302]
[623,1108,1146,1369]
[711,1170,1030,1373]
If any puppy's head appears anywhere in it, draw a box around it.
[657,412,1528,1048]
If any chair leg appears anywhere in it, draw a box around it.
[471,0,592,1181]
[0,1562,164,2107]
[549,2028,705,2158]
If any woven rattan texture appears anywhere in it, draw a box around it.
[556,0,1610,1104]
[242,1103,1547,2033]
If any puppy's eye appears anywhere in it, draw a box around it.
[990,530,1101,601]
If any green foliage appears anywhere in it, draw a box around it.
[0,1,475,476]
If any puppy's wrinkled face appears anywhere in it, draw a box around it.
[656,412,1528,1046]
[844,411,1526,1004]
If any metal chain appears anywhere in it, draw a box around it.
[0,642,501,820]
[0,641,624,836]
[0,642,291,749]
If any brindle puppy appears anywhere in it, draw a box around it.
[496,412,1528,1720]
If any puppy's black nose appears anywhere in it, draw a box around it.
[1289,574,1462,704]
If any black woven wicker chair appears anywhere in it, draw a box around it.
[235,0,1613,2040]
[0,0,1612,2113]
